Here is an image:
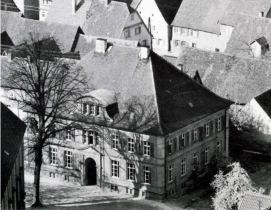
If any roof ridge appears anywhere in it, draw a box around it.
[238,12,271,21]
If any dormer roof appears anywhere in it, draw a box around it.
[251,36,269,48]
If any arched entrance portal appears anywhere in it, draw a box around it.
[85,158,97,185]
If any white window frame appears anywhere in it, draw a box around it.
[181,158,186,176]
[205,147,209,164]
[193,153,198,170]
[66,129,72,141]
[82,103,88,114]
[90,105,95,115]
[206,122,210,137]
[192,43,197,48]
[143,166,151,184]
[175,40,180,47]
[181,27,189,36]
[218,116,222,131]
[168,164,173,182]
[168,139,173,154]
[181,133,185,148]
[143,141,150,156]
[191,29,199,37]
[111,160,119,177]
[50,147,57,165]
[174,26,180,34]
[112,134,119,150]
[128,138,135,153]
[217,141,221,153]
[193,128,197,141]
[65,151,73,168]
[127,163,135,181]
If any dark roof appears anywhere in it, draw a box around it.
[253,37,269,47]
[45,0,92,26]
[225,14,271,60]
[82,0,130,38]
[75,43,232,135]
[130,0,141,9]
[1,0,20,12]
[220,0,271,26]
[255,89,271,118]
[239,193,271,210]
[1,11,82,53]
[154,0,183,24]
[1,103,26,199]
[171,0,231,34]
[176,47,271,104]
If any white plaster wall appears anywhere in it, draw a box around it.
[137,0,170,51]
[39,0,52,21]
[241,98,271,134]
[170,24,233,56]
[250,42,262,58]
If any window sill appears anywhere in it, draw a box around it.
[168,180,174,183]
[111,176,119,179]
[143,183,151,186]
[127,179,136,182]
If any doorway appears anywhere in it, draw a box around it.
[85,158,97,185]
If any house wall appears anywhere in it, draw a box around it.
[171,25,233,56]
[1,145,25,210]
[136,0,170,52]
[165,109,228,196]
[250,42,262,58]
[240,98,271,134]
[120,12,152,47]
[39,0,52,21]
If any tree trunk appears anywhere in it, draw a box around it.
[31,147,43,207]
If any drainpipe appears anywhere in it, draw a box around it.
[164,135,169,201]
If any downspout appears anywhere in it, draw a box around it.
[164,135,169,201]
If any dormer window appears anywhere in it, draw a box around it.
[81,103,102,116]
[82,103,88,114]
[90,105,95,115]
[83,130,98,145]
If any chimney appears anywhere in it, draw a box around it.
[95,39,107,53]
[72,0,77,14]
[140,46,150,60]
[259,11,264,17]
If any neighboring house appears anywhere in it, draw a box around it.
[225,14,271,60]
[131,0,183,53]
[1,103,27,210]
[171,0,232,55]
[176,46,271,105]
[239,193,271,210]
[1,11,84,57]
[1,0,20,12]
[241,89,271,135]
[220,0,271,41]
[45,0,92,26]
[39,0,52,21]
[23,41,233,199]
[82,0,151,46]
[24,0,39,20]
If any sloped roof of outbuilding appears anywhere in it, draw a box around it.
[225,14,271,60]
[220,0,271,26]
[239,193,271,210]
[1,103,26,199]
[75,43,232,135]
[255,89,271,119]
[176,47,271,104]
[171,0,231,34]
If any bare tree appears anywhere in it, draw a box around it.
[3,34,88,207]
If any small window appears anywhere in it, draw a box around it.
[128,138,135,153]
[125,30,130,38]
[181,41,187,46]
[205,147,209,164]
[218,116,222,131]
[64,175,69,181]
[141,40,147,46]
[65,151,73,168]
[168,164,173,182]
[217,141,221,153]
[90,105,95,115]
[82,103,88,114]
[66,129,72,140]
[181,134,185,148]
[168,139,173,154]
[175,40,180,47]
[215,48,220,52]
[143,141,150,156]
[135,26,141,35]
[130,13,134,21]
[191,29,199,37]
[193,128,198,141]
[181,28,189,36]
[181,158,186,176]
[127,163,136,181]
[143,166,151,184]
[111,160,119,177]
[174,26,180,34]
[193,153,198,170]
[112,134,119,150]
[111,184,118,191]
[206,122,210,137]
[192,43,197,48]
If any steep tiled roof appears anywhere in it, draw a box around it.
[45,0,92,26]
[154,0,183,25]
[221,0,271,26]
[254,37,269,47]
[171,0,231,34]
[176,47,271,104]
[1,11,81,53]
[82,0,130,38]
[255,89,271,119]
[239,193,271,210]
[1,0,20,12]
[225,14,271,60]
[1,103,26,199]
[75,43,232,135]
[1,11,22,33]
